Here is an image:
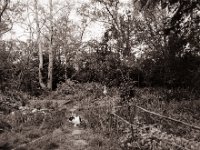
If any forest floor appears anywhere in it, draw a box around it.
[0,88,120,150]
[0,80,200,150]
[10,103,113,150]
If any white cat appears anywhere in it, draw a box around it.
[69,115,81,127]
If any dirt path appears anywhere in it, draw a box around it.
[11,98,117,150]
[53,105,90,150]
[23,102,96,150]
[50,126,89,150]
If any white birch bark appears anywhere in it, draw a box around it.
[47,0,53,90]
[34,0,46,89]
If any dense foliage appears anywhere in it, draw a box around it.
[0,0,199,94]
[0,1,200,150]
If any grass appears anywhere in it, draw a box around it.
[113,87,200,149]
[1,81,200,150]
[0,81,121,150]
[133,88,200,138]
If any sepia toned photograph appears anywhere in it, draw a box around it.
[0,0,200,149]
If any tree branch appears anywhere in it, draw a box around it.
[0,0,9,23]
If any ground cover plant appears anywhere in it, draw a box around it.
[0,80,200,150]
[0,0,200,149]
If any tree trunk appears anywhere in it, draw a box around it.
[47,0,53,90]
[34,0,46,89]
[0,0,9,23]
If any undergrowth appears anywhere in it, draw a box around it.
[1,80,200,150]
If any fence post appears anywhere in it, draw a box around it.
[116,115,119,136]
[128,104,134,142]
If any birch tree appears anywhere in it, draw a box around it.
[47,0,53,90]
[0,0,12,37]
[34,0,46,89]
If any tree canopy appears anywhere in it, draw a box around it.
[0,0,199,94]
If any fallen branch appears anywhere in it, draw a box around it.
[111,113,137,128]
[13,127,67,150]
[13,133,52,150]
[111,113,192,150]
[135,105,200,131]
[63,100,73,105]
[67,102,200,131]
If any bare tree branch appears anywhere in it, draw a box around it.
[0,0,9,23]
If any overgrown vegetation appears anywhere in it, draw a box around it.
[0,0,200,149]
[1,0,200,94]
[45,81,200,149]
[0,79,200,149]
